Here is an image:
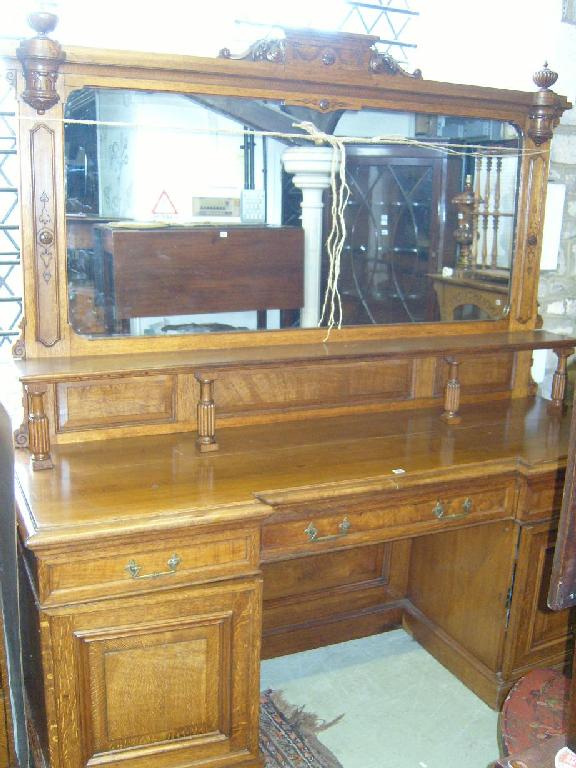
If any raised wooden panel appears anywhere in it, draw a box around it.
[263,542,392,602]
[262,541,412,657]
[504,521,574,677]
[433,351,515,397]
[83,618,228,751]
[55,374,176,432]
[216,358,415,416]
[44,579,262,768]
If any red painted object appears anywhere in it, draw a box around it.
[499,668,570,762]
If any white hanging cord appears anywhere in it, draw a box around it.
[293,121,351,336]
[20,113,542,159]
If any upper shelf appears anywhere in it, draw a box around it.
[13,330,576,382]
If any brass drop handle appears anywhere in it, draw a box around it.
[125,553,182,580]
[433,497,473,521]
[305,517,351,543]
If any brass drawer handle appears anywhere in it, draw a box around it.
[125,553,182,580]
[433,498,473,521]
[305,517,351,543]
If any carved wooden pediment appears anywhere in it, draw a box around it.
[220,27,422,79]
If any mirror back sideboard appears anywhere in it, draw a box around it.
[2,17,576,768]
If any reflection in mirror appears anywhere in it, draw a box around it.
[64,89,521,337]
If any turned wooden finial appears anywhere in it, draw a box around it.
[16,11,65,114]
[533,62,558,90]
[528,62,563,146]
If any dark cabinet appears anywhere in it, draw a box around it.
[332,146,463,325]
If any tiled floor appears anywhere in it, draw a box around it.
[261,629,499,768]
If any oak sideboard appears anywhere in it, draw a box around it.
[1,15,575,768]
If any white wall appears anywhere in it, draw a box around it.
[412,1,576,395]
[415,0,576,99]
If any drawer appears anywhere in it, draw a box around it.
[36,525,261,606]
[261,481,516,560]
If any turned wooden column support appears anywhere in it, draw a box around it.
[551,347,574,407]
[17,12,65,114]
[441,357,462,424]
[195,374,219,453]
[25,383,54,470]
[528,63,563,146]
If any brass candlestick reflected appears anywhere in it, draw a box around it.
[453,175,482,272]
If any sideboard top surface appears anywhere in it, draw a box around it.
[15,397,571,549]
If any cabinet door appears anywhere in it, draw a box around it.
[504,521,573,679]
[42,578,262,768]
[337,151,461,325]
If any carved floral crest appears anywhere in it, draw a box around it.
[220,28,422,79]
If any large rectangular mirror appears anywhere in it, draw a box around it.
[64,88,521,338]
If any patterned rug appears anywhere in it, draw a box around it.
[260,689,344,768]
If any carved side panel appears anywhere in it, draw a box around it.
[512,148,549,326]
[30,124,60,347]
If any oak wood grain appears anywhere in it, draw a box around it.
[408,520,518,672]
[261,540,412,657]
[5,27,575,768]
[503,520,574,678]
[15,398,570,550]
[5,22,570,363]
[39,578,263,768]
[12,330,576,381]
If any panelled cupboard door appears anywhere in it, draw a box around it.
[41,578,263,768]
[504,521,574,679]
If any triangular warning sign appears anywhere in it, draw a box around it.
[152,190,178,215]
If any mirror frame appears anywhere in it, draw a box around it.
[6,24,571,359]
